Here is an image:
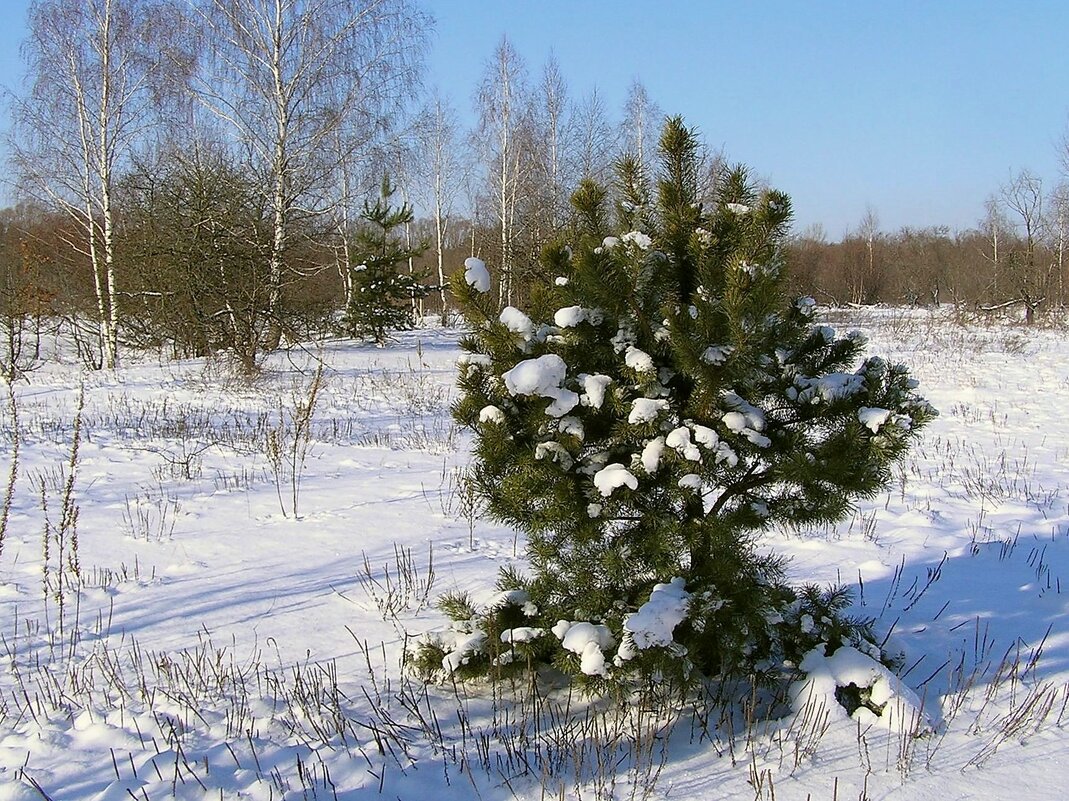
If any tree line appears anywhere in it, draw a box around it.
[787,169,1069,324]
[2,2,1066,379]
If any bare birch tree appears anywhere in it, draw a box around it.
[475,36,531,308]
[1046,182,1069,307]
[414,88,467,321]
[195,0,429,352]
[12,0,186,368]
[570,87,617,185]
[979,193,1011,298]
[620,78,662,177]
[855,205,883,305]
[533,54,570,232]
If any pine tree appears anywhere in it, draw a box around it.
[420,118,935,695]
[340,177,427,345]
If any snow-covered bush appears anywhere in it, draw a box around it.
[417,117,934,708]
[790,642,932,733]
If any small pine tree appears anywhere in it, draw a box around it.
[421,118,935,696]
[340,176,428,344]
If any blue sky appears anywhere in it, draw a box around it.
[3,1,1067,237]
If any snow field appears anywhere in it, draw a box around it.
[0,309,1067,799]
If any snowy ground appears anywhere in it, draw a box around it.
[0,308,1067,800]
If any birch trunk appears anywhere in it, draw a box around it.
[265,0,289,351]
[97,0,118,368]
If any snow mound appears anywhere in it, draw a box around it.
[0,782,50,801]
[790,645,932,734]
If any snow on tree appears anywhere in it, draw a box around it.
[418,117,935,702]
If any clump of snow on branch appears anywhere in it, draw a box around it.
[593,463,638,496]
[791,372,865,403]
[579,373,612,408]
[621,231,653,250]
[457,352,491,368]
[666,426,701,461]
[553,621,616,676]
[500,627,544,644]
[440,630,488,674]
[701,345,734,365]
[678,474,702,491]
[488,588,531,610]
[617,578,691,662]
[500,306,534,338]
[690,424,718,449]
[858,406,894,433]
[535,441,573,470]
[625,346,656,374]
[463,257,490,293]
[629,397,670,424]
[479,405,505,424]
[502,354,579,417]
[554,306,604,328]
[640,437,666,473]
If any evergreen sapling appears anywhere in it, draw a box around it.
[340,176,428,344]
[419,118,935,703]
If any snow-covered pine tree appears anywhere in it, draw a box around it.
[340,176,427,345]
[420,117,935,695]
